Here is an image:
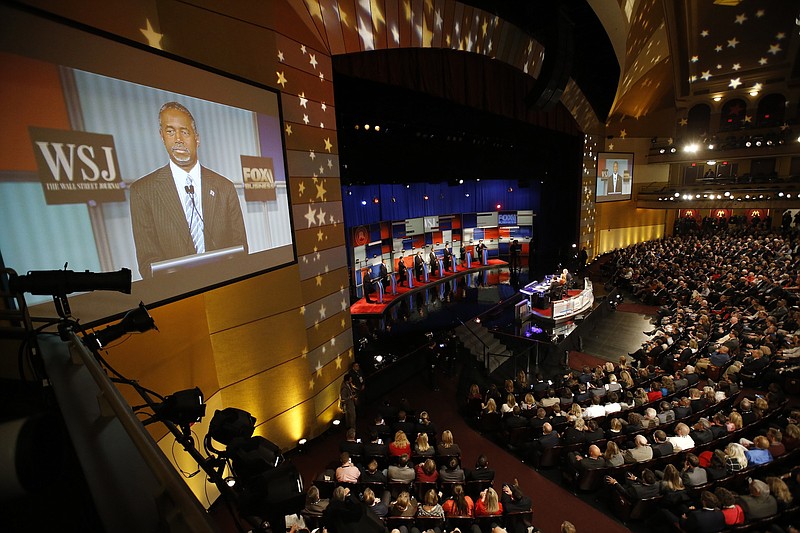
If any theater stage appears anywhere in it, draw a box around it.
[349,259,509,317]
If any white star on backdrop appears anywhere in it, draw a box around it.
[700,30,709,37]
[729,78,742,89]
[759,57,768,65]
[277,50,284,62]
[734,13,747,25]
[714,45,722,52]
[701,71,711,81]
[768,44,782,55]
[309,54,318,69]
[732,63,741,71]
[299,93,308,108]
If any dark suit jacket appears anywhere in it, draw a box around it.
[130,164,247,278]
[682,508,726,533]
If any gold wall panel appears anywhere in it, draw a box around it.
[204,265,303,334]
[306,311,351,348]
[299,267,350,302]
[597,224,665,255]
[210,308,307,387]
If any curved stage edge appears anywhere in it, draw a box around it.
[349,259,509,318]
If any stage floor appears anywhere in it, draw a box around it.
[350,259,509,317]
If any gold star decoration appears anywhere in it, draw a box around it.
[304,205,317,227]
[303,114,310,125]
[301,346,308,357]
[335,355,342,369]
[301,44,307,55]
[316,274,323,286]
[299,305,306,315]
[309,150,316,160]
[679,118,688,126]
[317,229,324,242]
[140,19,163,49]
[331,337,336,347]
[276,71,287,88]
[324,138,333,152]
[298,181,305,196]
[285,124,293,136]
[277,50,284,62]
[340,318,346,328]
[315,360,323,377]
[309,54,318,69]
[619,130,627,139]
[319,304,327,320]
[608,143,614,151]
[744,115,752,123]
[299,92,308,108]
[308,377,315,390]
[319,72,325,82]
[316,181,327,201]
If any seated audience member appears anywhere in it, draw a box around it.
[439,456,465,483]
[569,444,606,470]
[534,422,560,450]
[336,452,361,483]
[393,410,416,437]
[475,487,503,517]
[305,485,329,514]
[784,423,800,451]
[667,423,695,451]
[673,397,692,419]
[651,430,675,458]
[414,432,435,457]
[415,458,439,483]
[708,414,729,440]
[541,388,560,408]
[501,394,517,414]
[467,454,495,481]
[736,479,778,520]
[437,430,462,457]
[606,469,660,500]
[416,488,445,519]
[483,398,499,416]
[604,440,624,467]
[681,453,708,487]
[657,401,675,424]
[563,417,587,445]
[362,486,389,519]
[724,442,748,472]
[659,464,689,510]
[387,454,415,482]
[529,408,549,434]
[623,412,644,435]
[728,411,743,431]
[583,396,606,419]
[681,491,726,533]
[389,490,418,517]
[442,484,474,517]
[624,435,654,464]
[551,404,568,426]
[744,435,773,465]
[715,487,745,526]
[689,388,708,413]
[704,450,729,481]
[606,417,624,439]
[500,482,533,533]
[737,398,758,426]
[340,428,364,457]
[689,418,714,445]
[766,428,785,457]
[504,406,529,430]
[368,415,392,443]
[363,431,388,458]
[642,407,659,429]
[360,458,387,483]
[520,392,537,413]
[584,419,605,442]
[416,410,438,441]
[561,521,577,533]
[766,476,793,512]
[388,430,411,458]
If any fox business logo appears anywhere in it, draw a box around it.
[241,155,277,201]
[29,127,125,205]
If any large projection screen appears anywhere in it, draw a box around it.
[595,152,634,203]
[0,6,295,324]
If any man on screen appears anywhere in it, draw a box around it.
[130,101,248,278]
[608,161,623,194]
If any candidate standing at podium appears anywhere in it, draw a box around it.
[130,101,248,279]
[414,251,424,282]
[608,161,623,194]
[397,253,407,286]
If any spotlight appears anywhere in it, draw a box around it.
[465,193,470,197]
[374,125,380,132]
[659,148,666,154]
[360,200,367,206]
[745,141,752,147]
[475,318,481,324]
[707,161,716,166]
[364,124,370,130]
[788,194,793,199]
[496,203,502,209]
[458,179,464,184]
[713,96,722,102]
[779,192,785,197]
[507,187,513,193]
[708,144,715,150]
[372,197,379,204]
[156,387,205,428]
[670,147,677,153]
[423,195,429,201]
[82,302,157,350]
[683,144,699,153]
[207,408,256,446]
[674,192,680,197]
[724,192,730,197]
[298,438,308,446]
[332,419,341,426]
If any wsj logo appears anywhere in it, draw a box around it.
[29,127,125,205]
[35,142,118,181]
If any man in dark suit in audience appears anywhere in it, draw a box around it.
[392,410,416,437]
[673,397,693,419]
[737,479,778,520]
[681,454,708,487]
[504,406,529,431]
[651,430,675,458]
[534,423,559,450]
[363,431,388,458]
[368,415,393,443]
[467,454,495,482]
[681,491,726,533]
[569,444,606,470]
[340,428,364,458]
[606,469,660,500]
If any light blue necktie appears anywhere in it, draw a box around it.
[185,175,205,253]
